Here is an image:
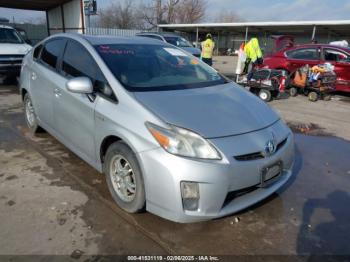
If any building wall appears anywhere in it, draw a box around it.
[48,0,84,35]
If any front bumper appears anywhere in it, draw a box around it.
[138,120,295,223]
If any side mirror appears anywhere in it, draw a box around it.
[66,77,93,94]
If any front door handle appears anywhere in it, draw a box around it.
[54,88,62,98]
[31,72,37,81]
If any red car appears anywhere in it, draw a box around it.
[262,36,350,93]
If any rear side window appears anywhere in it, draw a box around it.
[40,39,65,69]
[286,48,319,60]
[62,40,116,101]
[324,48,349,62]
[33,44,42,60]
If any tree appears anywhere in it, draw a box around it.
[98,0,137,29]
[176,0,207,24]
[138,0,206,29]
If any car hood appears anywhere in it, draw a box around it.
[0,43,32,55]
[134,83,280,138]
[181,46,201,56]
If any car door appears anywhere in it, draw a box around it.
[285,47,321,72]
[30,39,66,129]
[53,39,114,163]
[322,47,350,91]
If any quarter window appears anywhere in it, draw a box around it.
[286,48,319,60]
[33,44,42,60]
[324,48,349,62]
[40,39,65,69]
[62,40,116,101]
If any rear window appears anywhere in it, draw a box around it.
[95,44,227,92]
[286,48,319,60]
[164,36,192,47]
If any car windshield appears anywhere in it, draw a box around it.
[0,28,24,44]
[164,36,192,47]
[96,44,227,92]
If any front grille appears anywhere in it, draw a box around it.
[234,136,288,161]
[0,55,24,64]
[234,152,264,161]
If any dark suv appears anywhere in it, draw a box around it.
[136,32,201,57]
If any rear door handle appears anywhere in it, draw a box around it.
[54,88,62,98]
[31,72,37,81]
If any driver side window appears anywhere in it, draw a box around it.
[61,40,117,102]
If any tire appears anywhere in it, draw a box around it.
[323,94,332,101]
[103,141,145,213]
[23,93,40,134]
[289,87,298,97]
[258,89,272,102]
[308,91,318,102]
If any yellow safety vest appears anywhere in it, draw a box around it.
[244,38,262,63]
[201,39,215,59]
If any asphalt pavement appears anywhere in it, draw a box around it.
[0,84,350,260]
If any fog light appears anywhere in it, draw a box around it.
[181,182,199,211]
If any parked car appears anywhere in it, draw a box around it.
[0,25,32,82]
[136,32,201,57]
[263,36,350,93]
[20,34,294,223]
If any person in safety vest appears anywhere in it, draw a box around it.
[201,33,215,66]
[244,37,263,80]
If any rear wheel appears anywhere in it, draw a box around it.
[103,141,145,213]
[308,91,318,102]
[258,89,272,102]
[24,93,40,134]
[289,87,298,97]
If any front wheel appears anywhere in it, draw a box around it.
[104,141,145,213]
[258,89,272,102]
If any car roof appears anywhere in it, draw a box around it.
[289,43,350,52]
[48,33,170,46]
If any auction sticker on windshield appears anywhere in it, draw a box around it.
[164,48,188,57]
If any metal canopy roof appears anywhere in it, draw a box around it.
[0,0,73,11]
[159,20,350,36]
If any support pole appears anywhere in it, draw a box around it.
[45,11,50,36]
[245,26,249,43]
[196,27,199,48]
[60,5,65,33]
[217,31,220,55]
[80,0,85,34]
[311,25,317,41]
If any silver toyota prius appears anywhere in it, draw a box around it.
[20,34,295,223]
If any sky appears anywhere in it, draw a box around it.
[0,0,350,24]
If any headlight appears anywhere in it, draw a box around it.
[146,122,221,160]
